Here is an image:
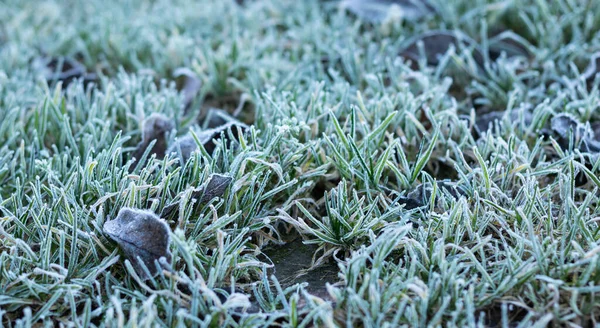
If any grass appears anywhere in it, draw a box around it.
[1,0,600,326]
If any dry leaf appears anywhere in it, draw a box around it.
[168,121,248,162]
[341,0,434,23]
[103,208,172,280]
[583,52,600,85]
[173,67,202,111]
[400,30,485,68]
[132,113,175,164]
[33,56,97,87]
[161,174,233,217]
[488,31,532,60]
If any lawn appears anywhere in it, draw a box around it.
[1,0,600,327]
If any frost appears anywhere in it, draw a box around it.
[132,113,175,163]
[103,208,172,280]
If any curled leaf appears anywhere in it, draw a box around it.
[341,0,434,23]
[103,208,172,279]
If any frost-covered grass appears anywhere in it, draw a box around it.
[1,0,600,326]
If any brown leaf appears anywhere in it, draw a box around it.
[167,121,248,162]
[341,0,434,23]
[173,67,202,112]
[33,56,97,88]
[103,208,172,280]
[161,174,233,218]
[400,30,484,68]
[132,113,175,164]
[583,52,600,84]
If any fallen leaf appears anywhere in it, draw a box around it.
[582,52,600,85]
[173,67,202,112]
[199,173,233,203]
[488,31,533,60]
[33,56,97,87]
[400,30,484,68]
[341,0,434,23]
[550,113,587,149]
[397,196,424,210]
[203,108,239,129]
[474,108,533,137]
[397,181,465,210]
[103,208,172,279]
[132,113,175,163]
[549,113,600,153]
[167,121,248,162]
[161,174,233,218]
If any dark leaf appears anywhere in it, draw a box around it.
[167,121,248,162]
[132,113,175,163]
[103,208,172,280]
[341,0,434,23]
[161,174,233,217]
[550,113,588,150]
[33,56,97,88]
[397,196,424,210]
[199,173,233,203]
[400,30,484,68]
[474,108,533,138]
[591,122,600,141]
[547,113,600,154]
[408,181,465,204]
[203,108,239,129]
[488,31,533,60]
[583,52,600,84]
[174,67,202,112]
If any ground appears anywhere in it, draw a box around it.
[1,0,600,327]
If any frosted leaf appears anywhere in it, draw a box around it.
[161,174,233,217]
[341,0,434,23]
[400,30,484,68]
[167,122,248,162]
[174,67,201,111]
[132,113,175,163]
[103,208,172,280]
[583,52,600,84]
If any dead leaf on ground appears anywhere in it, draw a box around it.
[103,208,172,280]
[173,67,202,112]
[33,56,97,87]
[341,0,435,23]
[488,31,533,60]
[167,121,248,162]
[583,52,600,86]
[161,174,233,218]
[549,113,600,153]
[400,30,485,68]
[132,113,175,166]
